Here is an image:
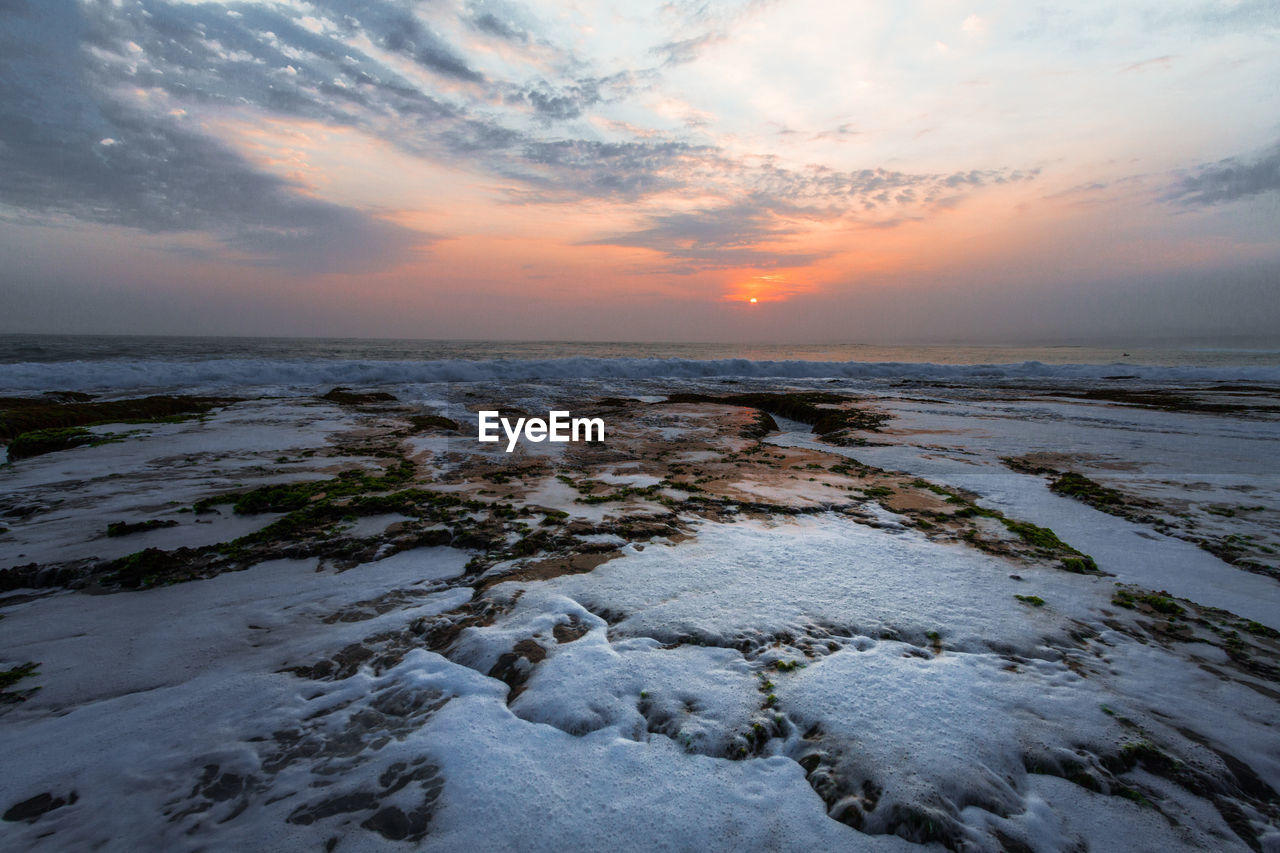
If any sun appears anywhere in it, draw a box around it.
[749,297,758,304]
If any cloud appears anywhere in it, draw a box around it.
[337,0,483,83]
[664,0,776,28]
[464,0,534,43]
[507,78,606,120]
[651,0,775,65]
[1142,0,1280,35]
[225,203,429,275]
[0,0,427,273]
[0,0,1038,277]
[512,138,718,200]
[584,200,823,272]
[70,0,671,186]
[1165,142,1280,206]
[652,32,724,66]
[812,123,861,142]
[80,0,462,127]
[582,160,1037,270]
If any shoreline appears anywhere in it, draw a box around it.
[1,377,1278,850]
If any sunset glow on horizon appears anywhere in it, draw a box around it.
[1,1,1278,343]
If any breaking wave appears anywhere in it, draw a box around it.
[2,357,1279,393]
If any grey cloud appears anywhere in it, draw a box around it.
[508,139,718,200]
[438,117,524,155]
[377,19,480,81]
[944,170,988,188]
[505,68,640,121]
[664,0,776,27]
[1143,0,1280,36]
[812,123,860,142]
[81,0,460,129]
[651,0,775,65]
[751,161,1035,208]
[0,0,426,273]
[310,0,483,83]
[858,216,924,230]
[584,201,825,272]
[652,32,722,66]
[225,204,428,275]
[75,0,982,215]
[510,80,600,120]
[1165,143,1280,207]
[1014,2,1279,52]
[598,203,790,248]
[585,161,1037,269]
[74,0,649,178]
[465,0,533,43]
[1,0,1035,275]
[13,0,1038,204]
[472,12,526,41]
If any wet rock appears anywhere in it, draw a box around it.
[363,805,412,840]
[553,617,589,644]
[288,791,380,825]
[3,790,77,823]
[321,388,398,406]
[488,638,548,700]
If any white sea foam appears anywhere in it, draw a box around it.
[1,356,1278,393]
[2,379,1277,850]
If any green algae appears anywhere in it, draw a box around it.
[1111,589,1185,617]
[196,458,417,515]
[0,661,40,704]
[0,394,231,444]
[1049,471,1131,510]
[106,519,179,537]
[999,518,1074,552]
[1059,556,1099,574]
[6,427,99,459]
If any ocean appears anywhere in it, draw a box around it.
[2,334,1279,394]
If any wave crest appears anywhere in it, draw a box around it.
[1,356,1278,393]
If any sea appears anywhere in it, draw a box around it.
[1,334,1278,394]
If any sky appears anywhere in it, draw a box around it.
[0,0,1277,344]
